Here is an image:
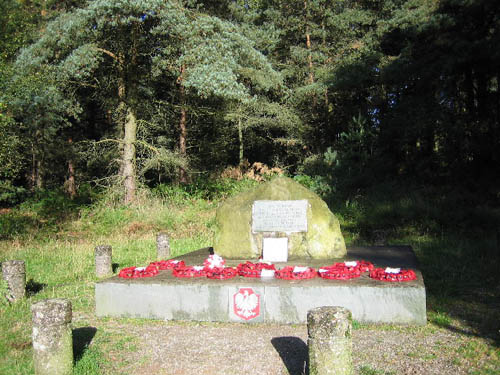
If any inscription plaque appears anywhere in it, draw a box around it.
[252,200,308,233]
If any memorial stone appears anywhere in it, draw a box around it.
[214,176,346,259]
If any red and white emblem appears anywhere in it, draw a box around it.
[233,288,260,321]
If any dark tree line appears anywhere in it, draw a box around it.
[0,0,498,205]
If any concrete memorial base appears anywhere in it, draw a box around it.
[95,246,426,325]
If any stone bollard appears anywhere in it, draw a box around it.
[94,245,112,277]
[32,298,73,375]
[307,306,353,375]
[2,260,26,302]
[156,232,170,260]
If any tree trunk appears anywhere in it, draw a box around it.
[123,106,137,204]
[30,144,36,192]
[36,159,43,189]
[238,116,244,166]
[304,1,314,84]
[177,66,189,184]
[66,139,76,199]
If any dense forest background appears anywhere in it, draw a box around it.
[1,0,499,218]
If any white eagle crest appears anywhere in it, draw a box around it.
[235,289,258,318]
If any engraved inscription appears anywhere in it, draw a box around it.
[252,200,308,232]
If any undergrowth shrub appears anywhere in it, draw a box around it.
[152,177,257,202]
[0,212,38,240]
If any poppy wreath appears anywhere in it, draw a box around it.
[149,259,186,271]
[357,260,375,272]
[203,254,225,269]
[172,266,207,278]
[206,267,239,280]
[318,260,374,280]
[318,264,362,280]
[275,266,317,280]
[369,268,417,282]
[118,264,159,279]
[237,261,276,278]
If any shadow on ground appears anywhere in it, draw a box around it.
[271,336,308,375]
[26,279,46,296]
[73,326,97,362]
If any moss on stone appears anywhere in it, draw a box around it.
[213,176,346,259]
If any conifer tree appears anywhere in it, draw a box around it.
[14,0,280,202]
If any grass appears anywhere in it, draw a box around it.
[0,179,499,374]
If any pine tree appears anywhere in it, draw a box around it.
[14,0,280,202]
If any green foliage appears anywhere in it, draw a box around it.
[0,181,28,207]
[152,176,258,202]
[293,174,332,197]
[0,212,37,240]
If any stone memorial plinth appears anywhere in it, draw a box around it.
[96,246,427,325]
[214,177,346,259]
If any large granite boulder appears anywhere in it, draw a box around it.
[213,177,346,259]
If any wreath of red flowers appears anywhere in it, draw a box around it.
[237,261,276,278]
[118,265,159,279]
[318,265,361,280]
[203,254,225,269]
[357,260,375,272]
[275,266,317,280]
[172,266,207,278]
[206,267,239,280]
[369,268,417,282]
[318,260,374,280]
[149,259,186,271]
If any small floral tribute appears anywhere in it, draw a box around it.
[275,265,317,280]
[237,261,277,278]
[369,267,417,282]
[318,260,374,280]
[149,259,185,271]
[173,265,207,278]
[203,254,225,269]
[205,266,239,280]
[118,264,159,278]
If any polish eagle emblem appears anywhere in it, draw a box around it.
[234,288,260,320]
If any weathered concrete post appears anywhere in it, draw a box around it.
[95,245,112,278]
[2,260,26,302]
[307,306,353,375]
[32,298,73,375]
[156,232,170,260]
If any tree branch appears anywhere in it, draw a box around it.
[95,47,123,65]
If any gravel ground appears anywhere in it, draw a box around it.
[99,321,468,375]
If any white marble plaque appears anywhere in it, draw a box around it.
[262,237,288,262]
[252,200,308,233]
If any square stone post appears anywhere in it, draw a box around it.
[156,232,170,260]
[95,245,112,277]
[2,260,26,302]
[32,298,73,375]
[307,306,353,375]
